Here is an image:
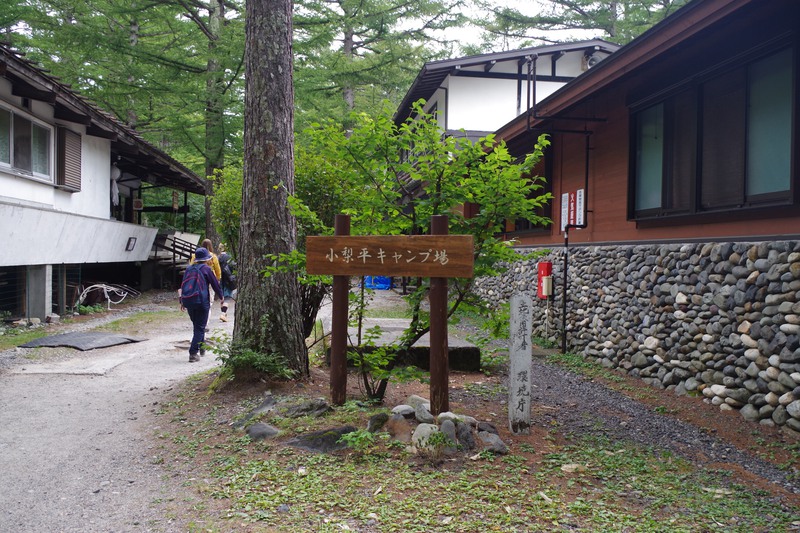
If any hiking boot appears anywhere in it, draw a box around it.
[199,347,206,356]
[189,353,200,363]
[220,312,228,322]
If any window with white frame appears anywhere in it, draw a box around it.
[0,105,53,181]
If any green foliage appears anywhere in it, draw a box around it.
[209,333,295,385]
[533,336,558,349]
[472,0,689,48]
[484,302,511,340]
[337,429,377,454]
[293,0,466,129]
[78,304,106,315]
[300,101,551,253]
[210,166,244,256]
[291,101,552,400]
[140,188,206,234]
[9,0,245,176]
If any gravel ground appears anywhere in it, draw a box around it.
[0,293,233,532]
[528,358,799,496]
[0,288,796,533]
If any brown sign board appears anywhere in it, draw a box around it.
[306,235,474,278]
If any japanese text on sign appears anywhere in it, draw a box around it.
[509,294,534,435]
[325,247,450,266]
[306,235,474,278]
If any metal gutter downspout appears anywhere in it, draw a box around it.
[526,55,538,131]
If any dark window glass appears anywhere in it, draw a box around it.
[631,46,794,219]
[701,69,746,209]
[747,48,792,197]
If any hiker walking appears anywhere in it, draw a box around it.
[179,247,225,363]
[217,243,237,322]
[190,238,223,329]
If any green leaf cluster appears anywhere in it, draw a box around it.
[472,0,689,49]
[290,100,552,400]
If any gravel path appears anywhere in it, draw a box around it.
[0,289,795,533]
[529,358,799,495]
[0,296,233,532]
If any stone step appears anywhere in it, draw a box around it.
[327,317,481,372]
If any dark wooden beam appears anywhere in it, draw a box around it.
[140,205,189,213]
[86,124,117,140]
[111,140,139,154]
[11,81,56,103]
[54,104,91,125]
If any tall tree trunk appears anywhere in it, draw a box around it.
[234,0,308,377]
[342,28,355,110]
[204,0,225,244]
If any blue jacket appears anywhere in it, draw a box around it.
[181,263,224,309]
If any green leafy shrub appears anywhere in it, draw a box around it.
[78,304,105,315]
[419,430,455,464]
[338,429,376,455]
[209,333,295,388]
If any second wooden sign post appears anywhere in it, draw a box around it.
[306,214,474,414]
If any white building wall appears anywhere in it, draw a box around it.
[447,77,519,132]
[0,201,156,267]
[0,79,112,220]
[447,77,569,132]
[424,85,449,130]
[53,133,111,219]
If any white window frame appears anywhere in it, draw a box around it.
[0,102,54,183]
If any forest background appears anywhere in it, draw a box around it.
[2,0,688,376]
[1,0,687,243]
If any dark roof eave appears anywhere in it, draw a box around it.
[0,44,205,195]
[394,39,621,125]
[495,0,752,143]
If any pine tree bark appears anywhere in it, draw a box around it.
[203,0,225,244]
[233,0,308,377]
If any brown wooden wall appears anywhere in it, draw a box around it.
[506,60,800,245]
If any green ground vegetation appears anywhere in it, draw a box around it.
[155,384,798,532]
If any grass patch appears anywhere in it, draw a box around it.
[156,383,799,533]
[95,310,184,334]
[362,307,412,319]
[0,327,52,351]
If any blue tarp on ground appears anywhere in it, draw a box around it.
[365,276,391,290]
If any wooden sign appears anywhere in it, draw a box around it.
[306,235,474,278]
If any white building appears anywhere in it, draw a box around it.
[395,40,620,140]
[0,44,205,321]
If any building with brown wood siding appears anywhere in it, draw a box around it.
[397,0,800,431]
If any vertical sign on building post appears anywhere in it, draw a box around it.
[509,294,533,434]
[560,189,585,231]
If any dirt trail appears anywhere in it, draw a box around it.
[0,290,797,532]
[0,300,233,532]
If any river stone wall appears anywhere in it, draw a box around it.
[472,241,800,433]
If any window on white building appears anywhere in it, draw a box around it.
[0,105,53,181]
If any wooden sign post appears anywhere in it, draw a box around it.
[307,215,474,413]
[509,294,533,434]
